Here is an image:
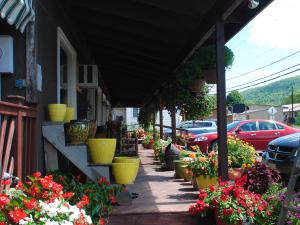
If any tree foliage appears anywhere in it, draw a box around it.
[227,90,245,106]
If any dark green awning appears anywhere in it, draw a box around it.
[0,0,35,33]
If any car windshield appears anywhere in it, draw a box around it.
[188,128,217,135]
[226,121,240,131]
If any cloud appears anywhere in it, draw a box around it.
[248,0,300,49]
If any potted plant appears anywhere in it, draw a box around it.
[189,176,266,225]
[227,137,257,180]
[187,151,218,189]
[242,161,282,194]
[142,134,154,149]
[64,120,90,145]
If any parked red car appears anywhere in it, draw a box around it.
[187,119,300,152]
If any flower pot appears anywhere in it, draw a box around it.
[216,217,242,225]
[88,138,116,164]
[165,144,180,171]
[188,79,205,93]
[88,120,97,139]
[174,160,187,179]
[182,165,192,182]
[64,107,75,123]
[228,168,244,181]
[195,175,218,189]
[48,104,67,122]
[112,162,138,184]
[113,157,140,175]
[192,176,198,189]
[203,69,216,84]
[64,120,89,145]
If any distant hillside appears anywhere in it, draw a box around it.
[240,75,300,106]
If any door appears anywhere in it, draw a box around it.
[256,121,278,150]
[235,121,258,148]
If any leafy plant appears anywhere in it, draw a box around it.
[187,151,218,177]
[227,137,257,168]
[142,134,154,145]
[242,162,282,194]
[0,172,92,224]
[50,171,122,225]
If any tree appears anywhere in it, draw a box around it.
[226,90,245,106]
[282,91,300,104]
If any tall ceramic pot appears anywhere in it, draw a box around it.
[64,120,89,145]
[48,104,66,122]
[195,175,218,189]
[174,160,187,179]
[88,138,116,164]
[164,144,180,171]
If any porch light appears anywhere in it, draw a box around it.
[248,0,259,9]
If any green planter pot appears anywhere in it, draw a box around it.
[64,120,90,145]
[173,160,187,179]
[181,165,192,182]
[192,176,198,190]
[195,175,218,189]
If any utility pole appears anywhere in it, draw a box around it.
[291,85,294,124]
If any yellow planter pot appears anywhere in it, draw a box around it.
[88,138,116,164]
[113,157,140,175]
[195,175,218,189]
[64,107,75,122]
[112,162,138,184]
[48,104,67,122]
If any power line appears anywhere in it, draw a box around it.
[227,63,300,91]
[226,51,300,81]
[210,68,300,95]
[227,68,300,92]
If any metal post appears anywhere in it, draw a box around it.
[216,20,228,181]
[159,107,163,139]
[171,108,177,144]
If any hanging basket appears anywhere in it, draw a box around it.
[188,79,205,93]
[203,69,216,84]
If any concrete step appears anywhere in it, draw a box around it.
[108,212,215,225]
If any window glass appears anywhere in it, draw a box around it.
[239,122,257,132]
[194,122,213,127]
[181,123,194,129]
[276,123,285,130]
[258,121,277,130]
[132,108,139,118]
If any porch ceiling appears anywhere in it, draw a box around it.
[68,0,273,107]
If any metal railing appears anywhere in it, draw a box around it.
[0,96,37,180]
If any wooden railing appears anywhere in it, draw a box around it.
[0,96,37,180]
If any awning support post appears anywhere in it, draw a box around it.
[216,20,228,181]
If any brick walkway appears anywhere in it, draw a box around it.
[109,145,215,225]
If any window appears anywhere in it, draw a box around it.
[239,122,257,132]
[258,121,276,130]
[194,122,213,127]
[276,123,285,130]
[132,108,139,118]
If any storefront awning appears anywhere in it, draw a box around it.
[0,0,35,33]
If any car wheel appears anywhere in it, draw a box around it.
[209,141,218,152]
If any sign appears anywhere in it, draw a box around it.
[268,107,277,115]
[0,36,14,73]
[232,104,247,113]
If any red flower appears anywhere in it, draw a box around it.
[1,179,11,185]
[110,196,117,204]
[33,172,41,178]
[220,193,228,202]
[266,211,272,216]
[209,185,216,192]
[15,181,24,190]
[52,182,63,193]
[9,207,26,223]
[0,222,5,225]
[62,192,75,199]
[99,217,105,225]
[0,193,10,206]
[246,209,254,217]
[223,208,233,216]
[98,177,109,185]
[24,198,37,210]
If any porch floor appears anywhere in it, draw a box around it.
[110,145,215,225]
[113,145,199,214]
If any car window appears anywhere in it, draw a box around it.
[194,122,213,127]
[239,122,257,132]
[276,123,285,130]
[180,123,194,129]
[258,121,277,130]
[227,121,240,131]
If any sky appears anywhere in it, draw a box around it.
[210,0,300,94]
